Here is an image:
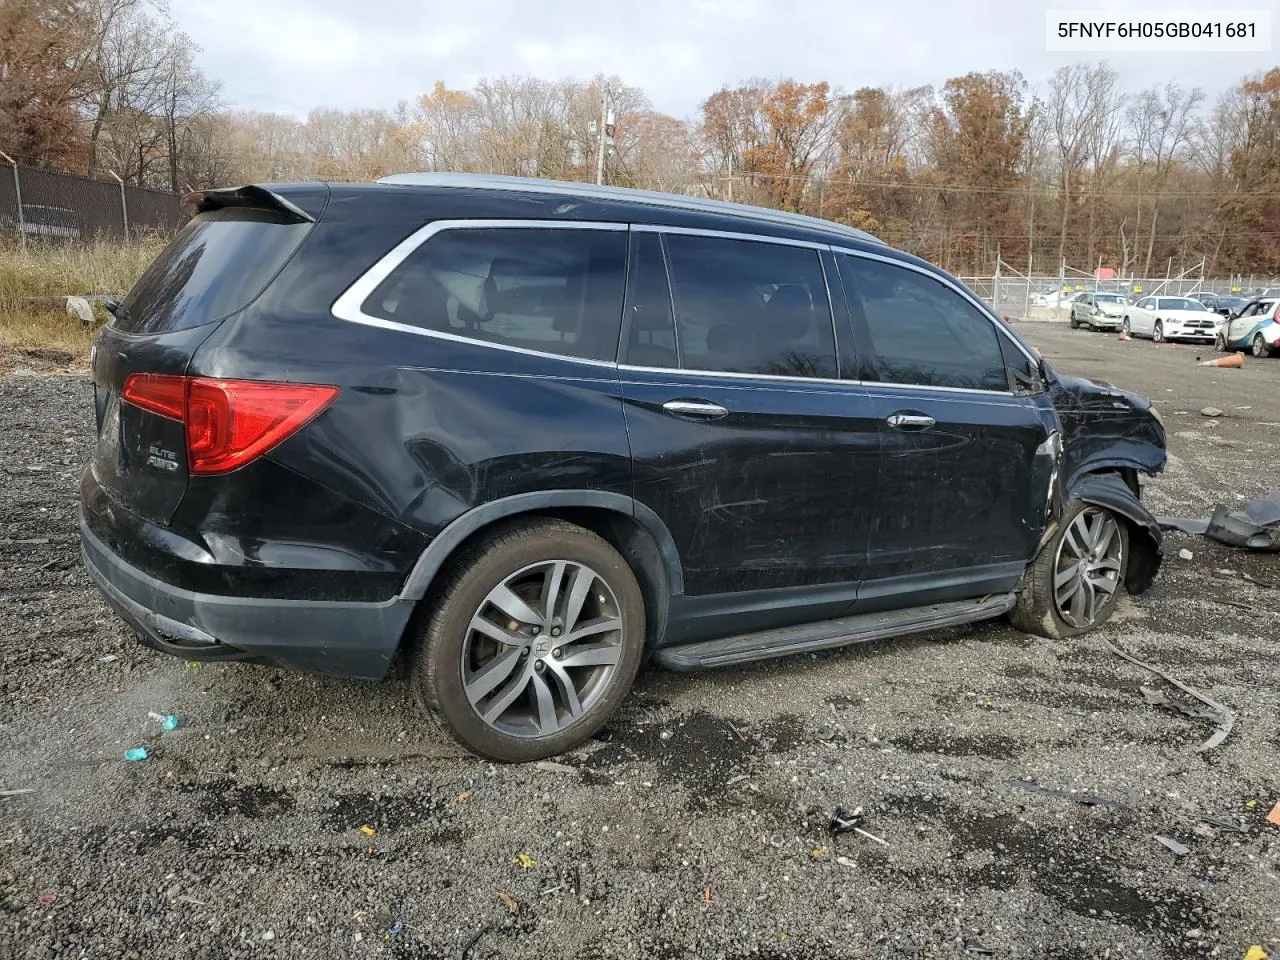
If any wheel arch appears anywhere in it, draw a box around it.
[399,491,683,648]
[1065,469,1162,594]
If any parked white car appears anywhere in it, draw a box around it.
[1032,290,1075,308]
[1122,296,1218,343]
[1069,292,1129,331]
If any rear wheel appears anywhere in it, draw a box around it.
[412,519,645,762]
[1069,310,1079,329]
[1152,321,1164,343]
[1121,317,1130,336]
[1215,331,1227,352]
[1253,333,1270,358]
[1008,502,1129,640]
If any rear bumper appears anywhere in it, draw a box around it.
[80,507,414,680]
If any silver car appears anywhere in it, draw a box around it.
[1069,292,1129,331]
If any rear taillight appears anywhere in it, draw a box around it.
[121,374,339,475]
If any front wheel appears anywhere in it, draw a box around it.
[1152,321,1164,343]
[1069,311,1079,329]
[1215,332,1227,352]
[412,519,646,762]
[1253,333,1270,358]
[1008,502,1129,640]
[1121,317,1131,336]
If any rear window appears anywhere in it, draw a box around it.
[116,208,310,334]
[359,226,627,362]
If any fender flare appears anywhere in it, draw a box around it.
[1065,471,1162,594]
[398,490,685,601]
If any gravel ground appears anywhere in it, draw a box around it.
[1,325,1277,960]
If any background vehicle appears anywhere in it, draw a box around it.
[1216,298,1280,356]
[1069,292,1128,331]
[1122,296,1217,343]
[80,174,1166,762]
[0,204,82,241]
[1033,290,1076,308]
[1194,293,1248,317]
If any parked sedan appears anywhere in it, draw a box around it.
[1122,296,1218,343]
[1216,298,1280,356]
[1069,292,1129,331]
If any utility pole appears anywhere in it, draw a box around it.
[0,150,24,250]
[109,170,129,240]
[594,87,609,186]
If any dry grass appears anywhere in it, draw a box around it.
[0,237,164,367]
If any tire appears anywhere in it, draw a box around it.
[1069,311,1079,329]
[1152,321,1164,343]
[1215,332,1227,352]
[1121,317,1130,336]
[411,518,646,762]
[1008,501,1129,640]
[1252,333,1270,358]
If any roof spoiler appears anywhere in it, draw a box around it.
[182,185,316,223]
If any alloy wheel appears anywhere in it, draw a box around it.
[1122,317,1130,335]
[461,560,624,738]
[1053,507,1123,629]
[1152,321,1164,342]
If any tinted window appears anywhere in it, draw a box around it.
[362,227,627,362]
[661,234,837,378]
[841,256,1008,391]
[1158,298,1204,311]
[119,208,310,334]
[621,232,678,368]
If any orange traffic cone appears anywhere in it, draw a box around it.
[1199,352,1244,368]
[1117,333,1130,341]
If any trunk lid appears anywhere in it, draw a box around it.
[89,188,318,525]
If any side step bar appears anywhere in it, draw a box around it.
[653,594,1016,671]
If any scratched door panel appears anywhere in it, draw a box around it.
[862,384,1047,585]
[621,370,879,597]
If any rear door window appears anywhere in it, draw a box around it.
[118,208,311,334]
[361,226,627,362]
[840,255,1008,392]
[653,233,838,379]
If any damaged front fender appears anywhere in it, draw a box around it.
[1067,472,1163,594]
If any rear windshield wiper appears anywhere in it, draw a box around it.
[105,299,132,325]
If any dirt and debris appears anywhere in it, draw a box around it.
[1110,642,1235,751]
[1,325,1277,958]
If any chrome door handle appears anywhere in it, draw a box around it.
[886,413,936,430]
[662,399,729,420]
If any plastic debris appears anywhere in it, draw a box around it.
[1108,642,1234,751]
[829,806,890,846]
[1268,801,1280,827]
[835,855,857,868]
[1243,947,1268,960]
[453,924,495,960]
[514,851,536,869]
[382,920,403,940]
[98,654,120,663]
[534,760,576,774]
[1177,548,1194,560]
[1008,778,1125,808]
[359,825,376,838]
[123,747,148,762]
[964,940,996,956]
[1155,834,1190,856]
[1201,815,1249,835]
[148,711,180,731]
[1205,491,1280,551]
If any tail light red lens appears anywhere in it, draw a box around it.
[121,374,339,475]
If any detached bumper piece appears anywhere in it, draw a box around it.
[80,508,414,680]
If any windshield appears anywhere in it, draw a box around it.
[1157,298,1205,311]
[1095,294,1126,304]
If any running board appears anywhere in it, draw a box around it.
[653,594,1016,671]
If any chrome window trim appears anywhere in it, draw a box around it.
[330,219,627,367]
[633,222,828,251]
[829,244,1042,370]
[616,364,1012,397]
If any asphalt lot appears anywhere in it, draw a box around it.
[1,323,1277,960]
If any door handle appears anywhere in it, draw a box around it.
[661,399,729,420]
[886,412,936,430]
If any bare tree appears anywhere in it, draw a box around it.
[1126,81,1204,274]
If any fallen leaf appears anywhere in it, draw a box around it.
[702,887,712,903]
[1246,799,1258,810]
[1243,947,1268,960]
[455,790,471,804]
[809,847,826,858]
[514,851,536,869]
[359,825,376,837]
[495,890,519,915]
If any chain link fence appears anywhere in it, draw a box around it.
[0,162,186,244]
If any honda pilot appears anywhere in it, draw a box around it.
[81,173,1167,761]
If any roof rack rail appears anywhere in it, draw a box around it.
[375,172,882,245]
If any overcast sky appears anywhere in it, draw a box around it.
[169,0,1275,119]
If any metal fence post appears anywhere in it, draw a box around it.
[109,170,129,240]
[0,150,24,250]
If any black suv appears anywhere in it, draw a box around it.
[81,174,1167,761]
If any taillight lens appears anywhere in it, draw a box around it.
[121,373,186,421]
[121,374,339,475]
